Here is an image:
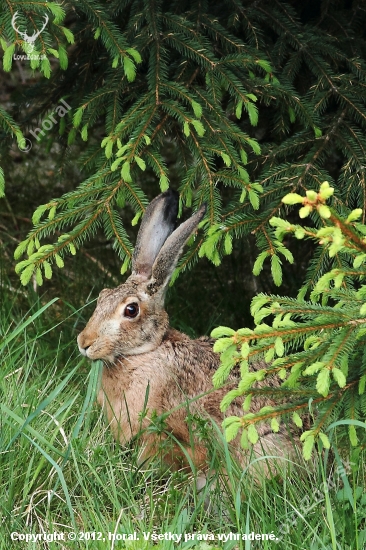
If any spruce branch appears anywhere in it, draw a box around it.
[214,183,366,458]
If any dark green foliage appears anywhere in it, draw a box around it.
[0,1,69,170]
[0,0,365,289]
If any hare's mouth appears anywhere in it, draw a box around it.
[78,343,88,357]
[78,343,96,359]
[77,334,114,362]
[81,346,117,364]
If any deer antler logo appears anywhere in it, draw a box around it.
[11,11,49,52]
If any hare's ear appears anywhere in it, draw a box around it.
[132,189,179,279]
[148,203,206,296]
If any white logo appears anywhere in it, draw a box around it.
[11,11,49,52]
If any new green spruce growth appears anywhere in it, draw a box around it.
[212,182,366,460]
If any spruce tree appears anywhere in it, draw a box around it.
[0,0,363,288]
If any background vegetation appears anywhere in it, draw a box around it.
[1,0,366,548]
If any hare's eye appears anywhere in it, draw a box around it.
[124,303,139,318]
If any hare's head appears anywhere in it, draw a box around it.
[77,190,205,363]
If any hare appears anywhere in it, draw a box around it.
[78,190,296,472]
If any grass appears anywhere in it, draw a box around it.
[1,282,365,550]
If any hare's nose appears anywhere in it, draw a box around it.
[78,343,89,356]
[79,345,90,356]
[77,333,92,356]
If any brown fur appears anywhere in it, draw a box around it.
[78,191,299,472]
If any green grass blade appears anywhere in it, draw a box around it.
[0,297,59,350]
[5,362,81,450]
[23,434,76,527]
